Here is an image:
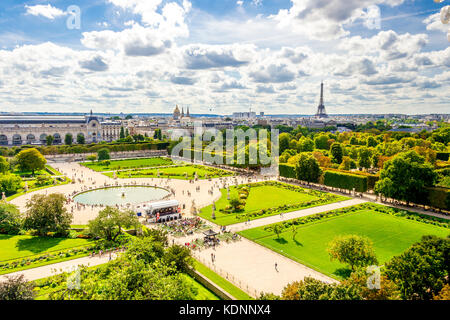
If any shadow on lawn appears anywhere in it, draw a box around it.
[334,268,352,279]
[16,237,66,254]
[274,237,288,244]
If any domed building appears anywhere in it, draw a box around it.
[173,105,181,120]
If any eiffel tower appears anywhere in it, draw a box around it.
[315,82,328,118]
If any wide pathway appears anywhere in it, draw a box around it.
[226,198,367,232]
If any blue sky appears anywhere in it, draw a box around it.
[0,0,449,115]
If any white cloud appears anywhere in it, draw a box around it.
[423,13,448,33]
[270,0,406,40]
[24,4,67,20]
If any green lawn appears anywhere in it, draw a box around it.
[103,164,234,180]
[193,260,253,300]
[182,274,220,300]
[199,182,348,226]
[13,169,50,177]
[240,209,450,279]
[0,234,93,261]
[82,157,174,172]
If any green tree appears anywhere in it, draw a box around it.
[64,133,73,146]
[279,133,291,154]
[293,276,362,300]
[46,135,54,146]
[0,156,9,174]
[119,126,125,139]
[0,275,35,300]
[164,244,193,274]
[76,133,85,144]
[314,134,329,150]
[384,235,449,300]
[339,156,357,170]
[23,193,72,236]
[330,142,343,164]
[0,174,22,196]
[273,224,282,239]
[15,148,46,175]
[88,206,139,242]
[0,203,22,234]
[357,146,372,169]
[375,151,437,204]
[97,148,110,161]
[367,136,377,147]
[229,196,242,212]
[328,235,378,271]
[294,153,322,183]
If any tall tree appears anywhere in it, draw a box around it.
[330,142,343,164]
[384,235,449,300]
[294,153,322,183]
[375,151,437,204]
[76,133,85,144]
[119,126,125,139]
[64,133,73,146]
[88,206,139,242]
[328,235,378,271]
[15,148,46,175]
[0,156,9,174]
[46,135,54,146]
[23,193,72,236]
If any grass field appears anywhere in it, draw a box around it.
[103,164,234,180]
[239,208,450,279]
[0,234,93,261]
[182,274,220,300]
[199,182,348,225]
[82,157,174,171]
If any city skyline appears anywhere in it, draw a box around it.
[0,0,449,115]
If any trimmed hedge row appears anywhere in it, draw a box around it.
[424,187,450,210]
[324,168,379,190]
[279,164,296,178]
[16,141,170,156]
[436,152,449,161]
[323,170,368,193]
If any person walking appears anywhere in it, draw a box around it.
[275,262,278,272]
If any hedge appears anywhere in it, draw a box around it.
[7,141,170,156]
[436,152,449,161]
[323,170,368,192]
[279,164,296,178]
[425,187,450,210]
[324,168,379,190]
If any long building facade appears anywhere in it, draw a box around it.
[0,113,123,146]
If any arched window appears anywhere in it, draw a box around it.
[40,134,47,144]
[0,135,8,145]
[26,134,36,144]
[53,133,62,144]
[12,134,22,145]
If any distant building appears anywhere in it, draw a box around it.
[173,105,181,120]
[0,111,122,146]
[232,112,256,119]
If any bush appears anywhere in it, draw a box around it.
[425,187,450,210]
[323,171,368,192]
[0,174,23,196]
[279,164,296,178]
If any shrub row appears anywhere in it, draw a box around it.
[323,171,368,193]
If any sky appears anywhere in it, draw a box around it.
[0,0,449,115]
